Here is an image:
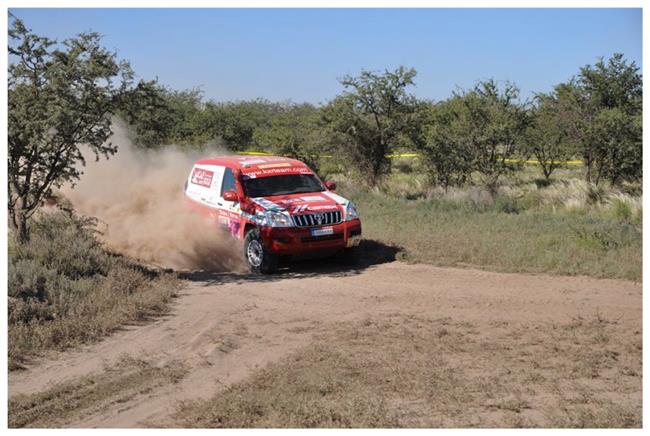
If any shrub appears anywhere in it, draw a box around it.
[570,220,640,251]
[12,211,116,279]
[606,193,642,226]
[8,209,180,369]
[493,196,522,214]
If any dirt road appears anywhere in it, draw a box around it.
[8,260,642,427]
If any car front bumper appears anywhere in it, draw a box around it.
[261,219,362,255]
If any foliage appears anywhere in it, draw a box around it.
[121,83,287,150]
[323,66,420,186]
[412,99,474,189]
[415,80,528,191]
[252,103,330,171]
[557,54,642,185]
[460,80,528,190]
[119,80,178,148]
[120,84,212,148]
[8,16,135,241]
[107,53,642,192]
[198,99,282,150]
[523,92,576,180]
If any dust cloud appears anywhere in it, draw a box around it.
[61,121,245,272]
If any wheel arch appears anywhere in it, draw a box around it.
[243,222,257,238]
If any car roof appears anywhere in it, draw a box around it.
[195,155,312,175]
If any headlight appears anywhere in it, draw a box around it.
[345,202,360,221]
[262,210,293,227]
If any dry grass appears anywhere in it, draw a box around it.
[9,210,182,370]
[330,164,642,281]
[174,314,641,428]
[352,190,641,280]
[9,356,187,428]
[9,273,180,370]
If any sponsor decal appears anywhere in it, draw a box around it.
[291,204,309,214]
[290,203,338,214]
[218,216,229,226]
[243,167,312,178]
[241,211,256,221]
[307,204,338,211]
[191,167,214,187]
[228,218,240,237]
[278,198,304,205]
[251,197,284,211]
[300,195,325,202]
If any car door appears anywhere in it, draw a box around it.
[216,166,242,237]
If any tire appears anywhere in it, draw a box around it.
[244,228,278,274]
[338,245,361,266]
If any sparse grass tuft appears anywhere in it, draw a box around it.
[175,344,399,428]
[9,356,186,428]
[605,193,642,226]
[175,314,641,428]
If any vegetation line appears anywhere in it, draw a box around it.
[239,150,584,165]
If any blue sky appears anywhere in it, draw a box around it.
[8,8,642,104]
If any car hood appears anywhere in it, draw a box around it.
[250,191,349,214]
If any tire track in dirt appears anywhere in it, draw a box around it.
[8,261,641,428]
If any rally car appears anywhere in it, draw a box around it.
[184,155,362,273]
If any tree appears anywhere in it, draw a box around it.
[463,80,528,190]
[418,80,527,191]
[119,80,178,148]
[252,103,327,171]
[323,66,419,186]
[579,54,642,184]
[557,54,642,184]
[523,92,576,180]
[200,99,283,151]
[411,99,474,189]
[8,16,134,242]
[591,106,642,185]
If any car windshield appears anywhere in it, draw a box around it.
[243,174,325,197]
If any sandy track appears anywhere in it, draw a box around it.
[8,261,641,427]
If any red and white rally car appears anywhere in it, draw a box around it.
[184,155,362,273]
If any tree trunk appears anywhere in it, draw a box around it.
[584,149,594,183]
[10,208,30,243]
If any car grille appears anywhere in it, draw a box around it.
[292,211,342,227]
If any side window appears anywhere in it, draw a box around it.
[221,167,237,197]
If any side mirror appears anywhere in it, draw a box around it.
[223,190,238,202]
[325,181,337,191]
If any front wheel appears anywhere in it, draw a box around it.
[244,228,278,274]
